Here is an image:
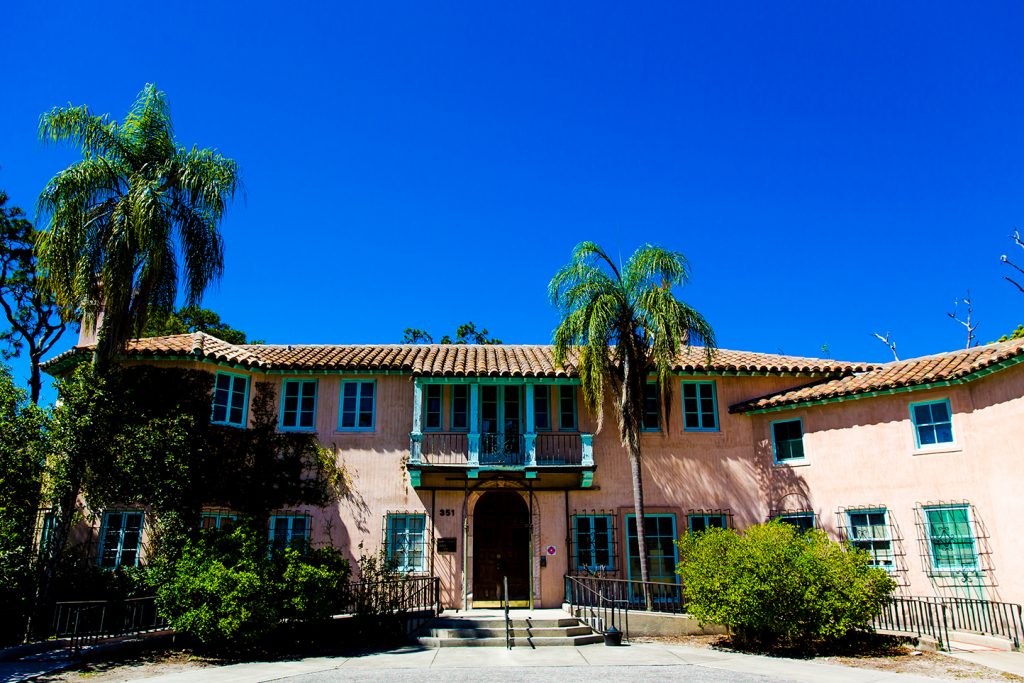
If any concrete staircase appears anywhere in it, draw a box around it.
[416,610,604,648]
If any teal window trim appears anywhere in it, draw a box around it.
[572,514,615,571]
[424,384,443,432]
[211,371,250,427]
[386,513,428,573]
[923,504,979,573]
[339,380,376,431]
[450,384,469,432]
[771,418,806,463]
[681,380,719,432]
[688,513,728,532]
[97,510,144,569]
[846,508,895,573]
[774,511,815,532]
[279,378,318,432]
[642,381,661,432]
[909,399,955,449]
[268,514,310,553]
[558,385,578,432]
[625,513,680,585]
[201,512,238,531]
[534,385,552,432]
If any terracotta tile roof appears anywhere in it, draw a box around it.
[731,337,1024,413]
[44,336,871,377]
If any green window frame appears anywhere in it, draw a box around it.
[625,514,679,586]
[386,513,427,573]
[910,399,954,449]
[771,418,805,463]
[280,379,318,431]
[682,381,718,431]
[688,513,727,533]
[642,382,661,431]
[339,380,376,431]
[775,511,815,532]
[424,385,443,431]
[924,505,978,572]
[269,514,309,553]
[558,386,577,431]
[212,371,249,427]
[534,385,552,431]
[847,509,894,571]
[573,514,615,571]
[450,385,469,431]
[98,511,144,569]
[201,512,237,532]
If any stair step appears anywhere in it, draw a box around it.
[430,626,593,638]
[419,634,604,648]
[429,618,579,629]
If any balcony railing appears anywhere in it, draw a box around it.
[412,431,593,468]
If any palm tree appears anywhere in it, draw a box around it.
[36,84,240,367]
[550,242,716,604]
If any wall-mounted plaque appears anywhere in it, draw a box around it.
[437,537,457,553]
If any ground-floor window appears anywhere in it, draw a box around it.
[625,514,678,586]
[923,505,978,572]
[688,512,728,533]
[572,514,615,572]
[386,513,427,572]
[201,512,238,531]
[774,511,815,533]
[847,508,895,571]
[98,511,144,568]
[269,514,309,553]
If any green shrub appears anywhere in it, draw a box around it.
[154,523,350,652]
[675,522,896,649]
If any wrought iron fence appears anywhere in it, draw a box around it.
[536,433,582,465]
[565,575,629,639]
[872,596,950,650]
[567,574,687,614]
[344,575,441,617]
[51,596,168,652]
[420,432,470,465]
[480,433,524,466]
[913,596,1022,649]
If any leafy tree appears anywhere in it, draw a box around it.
[676,523,896,650]
[35,84,240,368]
[549,242,715,603]
[0,190,71,403]
[401,321,501,344]
[0,364,45,643]
[998,324,1024,342]
[143,305,256,345]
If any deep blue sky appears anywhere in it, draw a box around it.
[2,3,1023,401]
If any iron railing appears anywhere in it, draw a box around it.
[480,433,524,466]
[913,596,1022,649]
[565,575,629,640]
[420,432,470,465]
[503,575,511,650]
[51,596,168,652]
[872,597,950,650]
[345,575,441,617]
[567,575,687,614]
[536,433,582,465]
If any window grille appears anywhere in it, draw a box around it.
[768,509,816,532]
[686,508,733,533]
[913,501,994,589]
[836,504,909,586]
[269,512,311,553]
[569,510,618,576]
[383,512,431,574]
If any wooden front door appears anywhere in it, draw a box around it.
[473,490,531,606]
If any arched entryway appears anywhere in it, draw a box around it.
[473,490,531,607]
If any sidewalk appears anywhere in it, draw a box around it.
[141,641,987,683]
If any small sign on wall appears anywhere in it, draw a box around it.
[437,537,457,553]
[546,545,557,556]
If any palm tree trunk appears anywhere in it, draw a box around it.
[627,439,652,611]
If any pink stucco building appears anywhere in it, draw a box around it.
[45,333,1024,609]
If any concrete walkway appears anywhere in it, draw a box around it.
[142,641,983,683]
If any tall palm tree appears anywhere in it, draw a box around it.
[36,84,240,367]
[550,242,716,603]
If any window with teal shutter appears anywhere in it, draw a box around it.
[424,385,442,431]
[98,511,144,568]
[280,379,317,430]
[924,505,978,572]
[910,400,954,448]
[451,385,469,431]
[682,381,718,431]
[771,419,805,462]
[212,372,249,427]
[340,381,375,430]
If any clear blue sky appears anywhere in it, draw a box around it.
[2,3,1023,402]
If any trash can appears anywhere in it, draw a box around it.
[603,625,623,646]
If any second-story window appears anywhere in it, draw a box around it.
[534,386,551,431]
[424,385,442,431]
[281,379,317,430]
[910,399,954,449]
[212,372,249,427]
[451,385,469,431]
[340,381,375,431]
[559,386,577,431]
[772,419,805,463]
[642,382,660,431]
[682,381,718,431]
[98,511,144,569]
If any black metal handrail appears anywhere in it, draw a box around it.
[567,574,687,614]
[872,597,950,650]
[536,433,582,465]
[503,575,511,650]
[51,596,168,652]
[565,575,630,641]
[346,575,441,616]
[911,596,1022,649]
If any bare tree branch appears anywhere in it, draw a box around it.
[947,291,979,349]
[872,331,900,361]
